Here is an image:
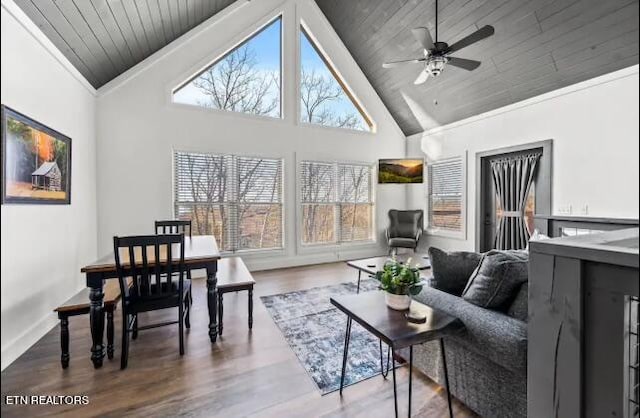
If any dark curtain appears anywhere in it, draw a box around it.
[491,153,541,250]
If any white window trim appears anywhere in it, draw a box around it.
[295,154,377,255]
[425,152,467,240]
[172,148,286,255]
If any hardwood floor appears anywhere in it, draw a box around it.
[1,262,477,417]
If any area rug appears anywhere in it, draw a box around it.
[261,278,388,394]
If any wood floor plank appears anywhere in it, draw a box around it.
[1,262,477,417]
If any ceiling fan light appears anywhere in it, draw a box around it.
[426,56,448,77]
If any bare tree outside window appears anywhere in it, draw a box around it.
[300,68,361,130]
[192,45,280,117]
[300,27,371,131]
[173,18,282,118]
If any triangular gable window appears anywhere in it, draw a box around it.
[299,26,373,132]
[173,17,282,118]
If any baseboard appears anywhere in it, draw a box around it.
[1,312,59,371]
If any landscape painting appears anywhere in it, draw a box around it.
[378,158,424,184]
[2,106,71,204]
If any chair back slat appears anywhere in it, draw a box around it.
[154,243,162,296]
[179,237,185,294]
[166,241,173,292]
[155,220,192,237]
[138,247,151,295]
[128,245,140,297]
[113,234,186,303]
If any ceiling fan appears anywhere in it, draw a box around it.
[382,0,495,85]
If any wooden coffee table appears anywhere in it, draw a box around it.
[331,292,464,418]
[347,254,431,292]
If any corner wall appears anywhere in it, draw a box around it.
[1,2,98,369]
[95,0,407,270]
[408,65,639,252]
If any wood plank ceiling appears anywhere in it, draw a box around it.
[14,0,237,88]
[13,0,640,135]
[315,0,640,135]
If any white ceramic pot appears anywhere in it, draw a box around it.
[385,292,411,311]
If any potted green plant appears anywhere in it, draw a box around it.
[376,258,426,310]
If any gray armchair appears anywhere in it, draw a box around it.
[386,209,424,254]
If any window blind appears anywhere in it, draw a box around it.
[428,158,463,232]
[338,164,373,241]
[236,156,283,250]
[300,161,336,244]
[300,160,373,245]
[174,151,283,252]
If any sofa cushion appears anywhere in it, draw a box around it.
[428,247,482,296]
[462,250,529,310]
[414,286,527,374]
[507,283,528,322]
[388,237,418,248]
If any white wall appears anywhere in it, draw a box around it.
[95,0,407,270]
[407,65,639,252]
[1,2,97,369]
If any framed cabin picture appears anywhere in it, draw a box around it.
[1,105,71,204]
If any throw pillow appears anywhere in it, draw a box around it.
[462,250,529,310]
[428,247,482,296]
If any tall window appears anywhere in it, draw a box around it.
[427,156,466,237]
[173,17,282,118]
[299,26,373,132]
[300,160,374,245]
[174,151,283,252]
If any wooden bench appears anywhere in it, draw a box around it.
[217,257,255,336]
[54,281,122,368]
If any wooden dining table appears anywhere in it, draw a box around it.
[81,235,221,369]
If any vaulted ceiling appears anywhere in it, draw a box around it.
[14,0,640,136]
[14,0,236,88]
[316,0,640,135]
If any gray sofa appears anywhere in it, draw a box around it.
[403,282,528,417]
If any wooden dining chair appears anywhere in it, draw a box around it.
[113,234,192,369]
[155,220,194,288]
[154,220,192,236]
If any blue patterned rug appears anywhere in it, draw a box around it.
[261,279,387,395]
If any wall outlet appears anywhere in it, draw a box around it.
[558,205,572,216]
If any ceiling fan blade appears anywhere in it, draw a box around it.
[411,27,434,51]
[414,70,429,85]
[382,58,424,68]
[446,25,495,54]
[448,57,482,71]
